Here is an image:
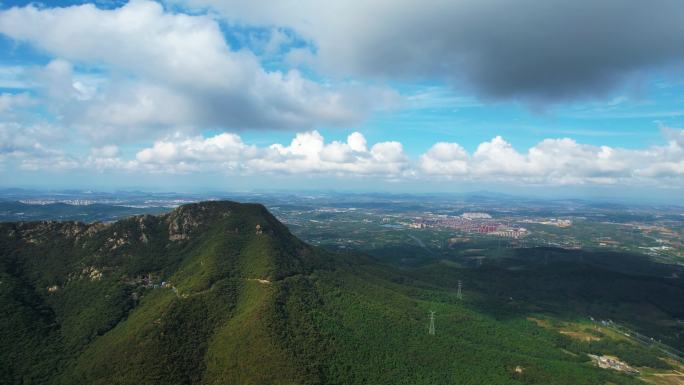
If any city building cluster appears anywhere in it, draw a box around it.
[409,214,528,238]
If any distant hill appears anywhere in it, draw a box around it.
[0,201,170,222]
[0,201,671,384]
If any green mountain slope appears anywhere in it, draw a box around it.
[0,201,667,384]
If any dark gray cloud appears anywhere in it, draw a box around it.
[444,0,684,101]
[191,0,684,102]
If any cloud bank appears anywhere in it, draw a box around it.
[0,0,397,142]
[6,129,683,187]
[186,0,684,102]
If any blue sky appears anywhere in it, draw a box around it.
[1,0,684,201]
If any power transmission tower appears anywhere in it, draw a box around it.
[428,311,436,335]
[457,280,463,300]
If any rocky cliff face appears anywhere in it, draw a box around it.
[166,205,208,241]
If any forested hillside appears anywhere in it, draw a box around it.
[0,201,678,384]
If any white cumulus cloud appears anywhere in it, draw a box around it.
[4,125,684,188]
[0,0,398,142]
[133,131,410,176]
[419,142,469,176]
[420,129,684,185]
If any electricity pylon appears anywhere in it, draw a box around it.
[428,310,436,335]
[457,280,463,300]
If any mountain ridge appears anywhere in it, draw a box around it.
[1,201,333,384]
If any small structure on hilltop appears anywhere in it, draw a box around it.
[255,224,263,235]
